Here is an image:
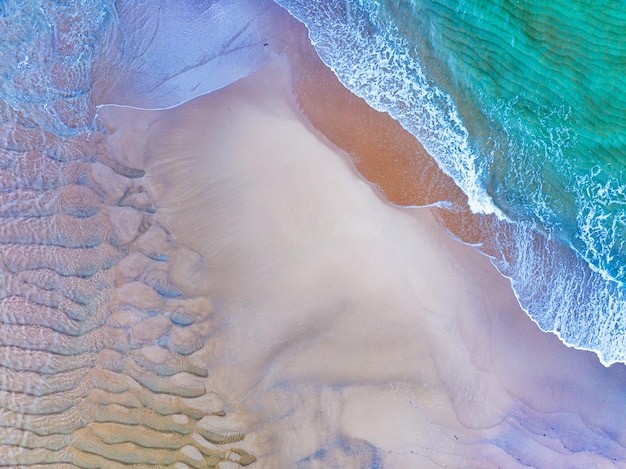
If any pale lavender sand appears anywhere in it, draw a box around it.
[98,35,626,466]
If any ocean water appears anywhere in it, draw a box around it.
[277,0,626,364]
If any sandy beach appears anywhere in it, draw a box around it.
[95,6,626,466]
[2,1,626,467]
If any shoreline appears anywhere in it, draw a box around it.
[276,5,614,366]
[277,1,626,366]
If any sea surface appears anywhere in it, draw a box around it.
[276,0,626,365]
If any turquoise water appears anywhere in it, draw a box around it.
[278,0,626,364]
[397,1,626,284]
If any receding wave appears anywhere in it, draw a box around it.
[276,0,500,216]
[0,1,259,466]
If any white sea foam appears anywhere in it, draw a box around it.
[574,166,626,285]
[277,0,504,218]
[491,219,626,366]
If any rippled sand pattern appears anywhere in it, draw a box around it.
[0,0,263,466]
[0,124,255,467]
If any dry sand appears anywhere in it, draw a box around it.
[98,42,626,469]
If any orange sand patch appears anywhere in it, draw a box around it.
[287,21,466,209]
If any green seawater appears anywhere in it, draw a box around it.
[388,0,626,283]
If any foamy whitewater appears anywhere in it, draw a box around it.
[277,0,626,365]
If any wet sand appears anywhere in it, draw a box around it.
[97,8,626,464]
